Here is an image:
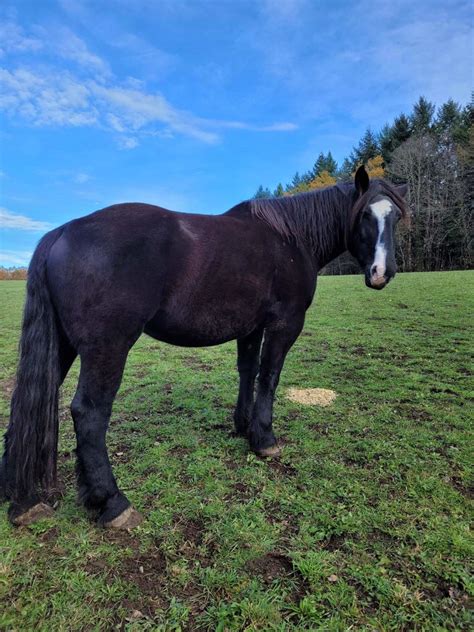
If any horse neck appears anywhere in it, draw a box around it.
[308,190,353,269]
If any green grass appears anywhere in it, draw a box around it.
[0,272,472,631]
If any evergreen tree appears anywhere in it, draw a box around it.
[435,99,462,135]
[391,114,412,146]
[337,158,353,182]
[350,128,380,166]
[312,151,338,178]
[325,151,338,176]
[287,172,302,190]
[274,183,285,197]
[379,123,394,163]
[411,96,435,135]
[379,115,412,162]
[312,152,326,177]
[253,185,273,199]
[456,95,474,146]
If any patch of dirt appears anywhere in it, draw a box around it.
[324,533,347,551]
[180,517,205,548]
[246,552,310,603]
[430,387,458,396]
[0,376,15,397]
[38,525,60,543]
[267,458,297,477]
[172,516,217,571]
[286,387,337,407]
[119,548,166,597]
[396,405,433,422]
[86,533,168,620]
[183,357,213,372]
[246,552,294,584]
[224,480,258,503]
[450,476,474,499]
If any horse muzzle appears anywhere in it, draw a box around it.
[365,270,393,290]
[366,275,388,290]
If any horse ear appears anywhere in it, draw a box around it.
[396,183,408,198]
[354,165,369,196]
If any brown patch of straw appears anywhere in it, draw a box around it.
[286,388,337,407]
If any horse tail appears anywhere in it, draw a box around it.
[3,227,64,513]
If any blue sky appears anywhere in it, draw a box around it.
[0,0,471,266]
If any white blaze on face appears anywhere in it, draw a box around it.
[369,198,392,284]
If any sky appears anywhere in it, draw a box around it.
[0,0,472,266]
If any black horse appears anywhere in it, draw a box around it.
[1,166,407,528]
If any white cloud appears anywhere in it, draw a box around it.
[0,21,43,57]
[0,207,52,231]
[74,172,91,184]
[54,27,111,78]
[0,67,97,127]
[0,17,297,146]
[116,136,139,150]
[0,249,33,266]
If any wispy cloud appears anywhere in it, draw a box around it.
[52,26,111,78]
[0,207,52,231]
[73,172,91,183]
[0,249,33,266]
[0,20,43,57]
[0,17,297,146]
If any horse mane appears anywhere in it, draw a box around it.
[249,183,353,255]
[250,179,409,254]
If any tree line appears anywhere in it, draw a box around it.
[0,267,28,280]
[254,96,473,274]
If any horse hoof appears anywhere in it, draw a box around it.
[257,444,281,458]
[104,506,143,529]
[11,502,55,526]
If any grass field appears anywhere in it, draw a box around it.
[0,272,472,631]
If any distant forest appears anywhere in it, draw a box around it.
[254,96,473,274]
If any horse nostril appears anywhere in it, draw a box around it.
[371,264,378,276]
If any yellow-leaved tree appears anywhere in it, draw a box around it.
[365,155,385,178]
[309,170,337,190]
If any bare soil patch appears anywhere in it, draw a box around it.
[246,553,294,585]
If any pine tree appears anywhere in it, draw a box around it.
[435,99,462,135]
[350,128,380,166]
[325,151,338,176]
[391,114,412,147]
[379,115,412,163]
[312,151,338,178]
[411,96,435,135]
[337,158,353,182]
[254,185,273,199]
[274,183,285,197]
[287,172,302,191]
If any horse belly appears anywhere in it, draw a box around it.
[144,296,267,347]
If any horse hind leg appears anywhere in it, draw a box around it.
[71,344,142,528]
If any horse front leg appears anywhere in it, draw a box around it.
[71,347,142,528]
[248,319,303,457]
[234,328,264,436]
